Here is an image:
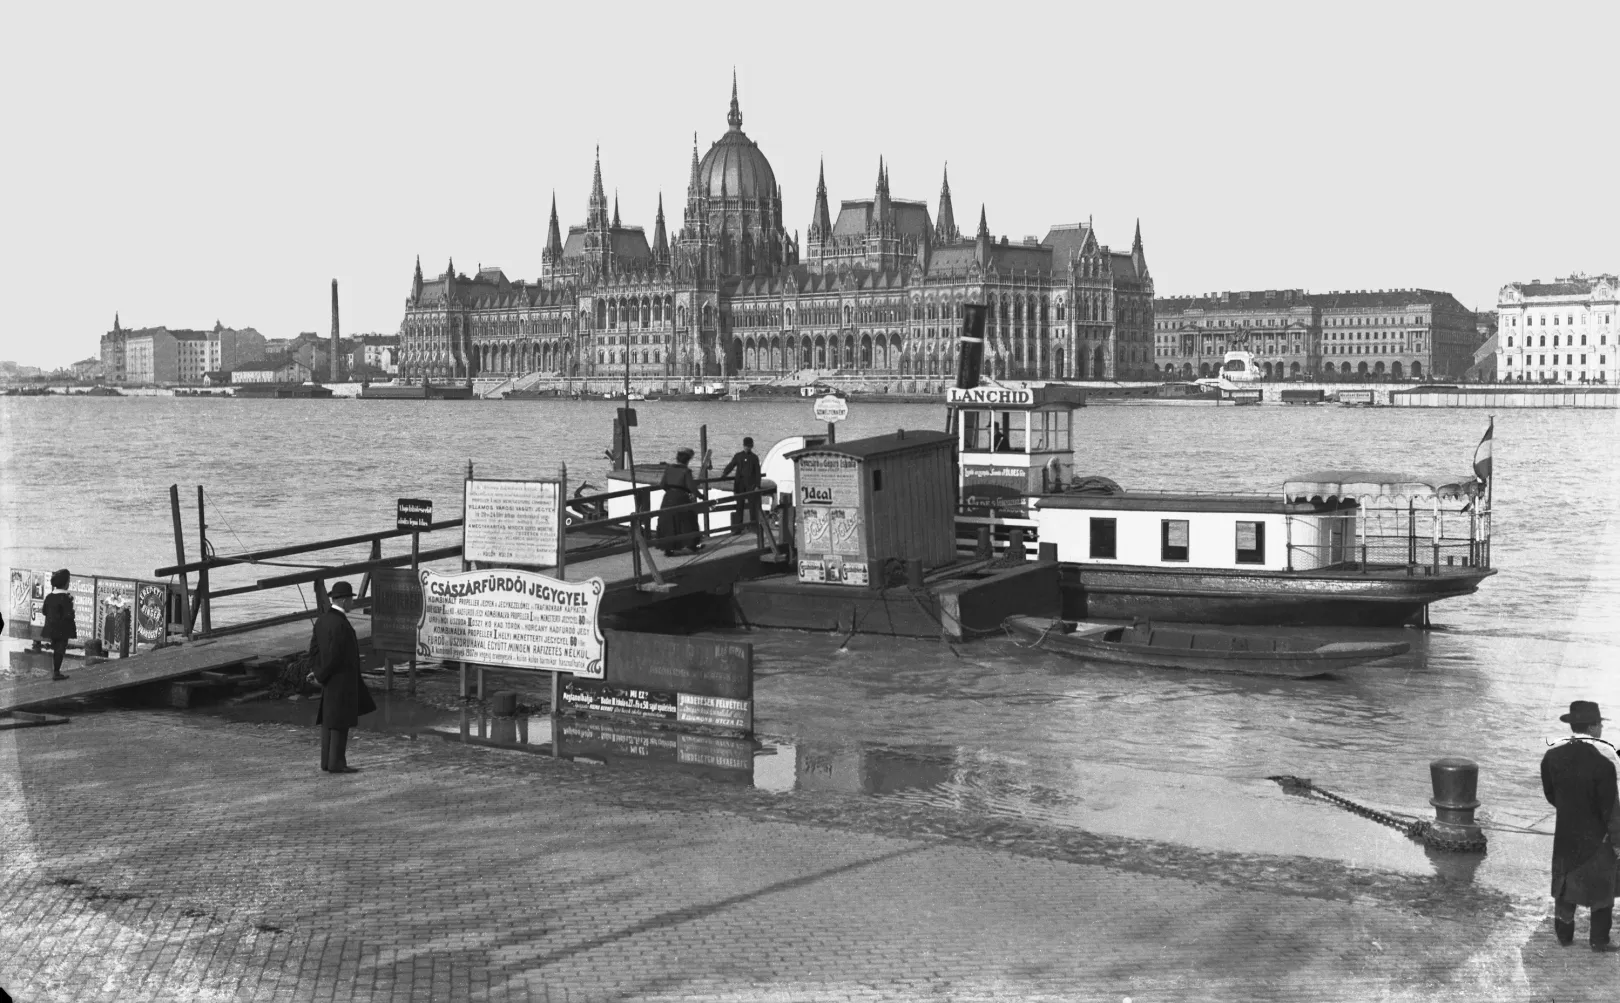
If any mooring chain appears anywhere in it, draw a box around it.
[1268,775,1486,852]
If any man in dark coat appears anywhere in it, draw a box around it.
[305,581,375,773]
[1542,700,1620,950]
[721,436,763,530]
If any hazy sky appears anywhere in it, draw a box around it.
[4,1,1615,368]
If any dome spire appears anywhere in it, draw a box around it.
[727,69,742,131]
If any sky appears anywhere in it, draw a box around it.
[3,0,1616,369]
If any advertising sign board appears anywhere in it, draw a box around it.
[794,453,867,586]
[135,582,169,647]
[417,568,604,677]
[9,569,38,637]
[68,575,97,641]
[557,718,753,783]
[462,479,562,568]
[961,464,1031,517]
[371,568,422,654]
[812,394,848,423]
[396,498,433,531]
[93,577,138,656]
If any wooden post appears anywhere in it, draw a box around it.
[409,529,419,697]
[557,462,568,578]
[359,538,381,599]
[699,424,711,539]
[196,486,212,634]
[170,485,194,638]
[826,421,836,444]
[384,655,394,694]
[550,670,563,758]
[462,459,474,572]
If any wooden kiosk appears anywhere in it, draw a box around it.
[786,430,957,587]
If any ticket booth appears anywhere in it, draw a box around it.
[947,384,1084,517]
[786,430,956,587]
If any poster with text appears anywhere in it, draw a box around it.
[418,568,604,677]
[93,577,138,656]
[463,479,562,568]
[135,582,169,647]
[9,569,38,636]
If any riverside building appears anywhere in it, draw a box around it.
[397,81,1153,384]
[100,318,267,386]
[1153,289,1480,381]
[1494,274,1618,384]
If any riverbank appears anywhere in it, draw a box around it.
[5,704,1600,1002]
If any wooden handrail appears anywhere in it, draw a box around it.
[155,517,466,577]
[247,544,466,591]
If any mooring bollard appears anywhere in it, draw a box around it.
[1008,528,1027,562]
[975,526,992,559]
[904,558,924,590]
[1427,757,1487,851]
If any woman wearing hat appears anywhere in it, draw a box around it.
[655,448,703,557]
[1541,700,1620,950]
[40,569,77,681]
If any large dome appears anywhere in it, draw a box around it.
[696,85,777,200]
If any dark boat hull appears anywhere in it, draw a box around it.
[1059,563,1494,627]
[1003,616,1409,678]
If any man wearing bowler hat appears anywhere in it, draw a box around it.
[305,581,375,774]
[1542,700,1620,950]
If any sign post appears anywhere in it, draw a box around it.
[813,393,848,444]
[417,568,606,677]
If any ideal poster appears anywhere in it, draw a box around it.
[417,568,604,677]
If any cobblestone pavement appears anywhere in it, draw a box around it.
[0,707,1608,1002]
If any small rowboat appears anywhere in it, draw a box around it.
[1002,615,1409,678]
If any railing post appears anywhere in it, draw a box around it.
[358,538,381,599]
[169,485,192,639]
[196,486,212,634]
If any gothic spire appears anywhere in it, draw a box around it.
[412,255,424,301]
[976,206,989,242]
[613,192,621,229]
[587,146,609,232]
[652,193,669,262]
[935,163,957,243]
[113,312,121,332]
[1133,217,1143,251]
[810,158,832,240]
[727,69,742,131]
[544,193,563,261]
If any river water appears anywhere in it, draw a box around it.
[3,395,1618,898]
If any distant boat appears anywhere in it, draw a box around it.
[359,382,474,400]
[1002,616,1409,678]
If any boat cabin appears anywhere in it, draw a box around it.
[947,384,1085,518]
[1032,471,1489,574]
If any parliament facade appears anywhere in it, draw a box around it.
[397,83,1153,384]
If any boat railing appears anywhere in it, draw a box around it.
[1286,534,1488,574]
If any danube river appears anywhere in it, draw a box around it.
[2,395,1618,897]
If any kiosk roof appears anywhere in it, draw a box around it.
[785,429,953,462]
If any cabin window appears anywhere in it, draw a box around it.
[1089,518,1117,559]
[962,410,992,452]
[872,469,883,492]
[1161,520,1189,562]
[1235,521,1266,564]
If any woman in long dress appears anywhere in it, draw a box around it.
[655,448,702,556]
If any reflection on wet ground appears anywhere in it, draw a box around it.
[195,585,1620,909]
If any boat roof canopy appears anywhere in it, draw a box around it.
[1283,471,1482,505]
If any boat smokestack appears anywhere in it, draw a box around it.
[955,303,987,389]
[330,279,340,383]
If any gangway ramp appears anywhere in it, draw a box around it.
[0,614,372,714]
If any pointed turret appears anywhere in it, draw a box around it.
[613,192,621,229]
[727,69,742,131]
[872,156,891,227]
[975,206,991,267]
[587,146,609,232]
[934,164,958,243]
[113,313,122,332]
[652,193,670,264]
[809,158,832,241]
[976,206,990,242]
[411,255,424,302]
[544,193,563,261]
[1131,217,1149,278]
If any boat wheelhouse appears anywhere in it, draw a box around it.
[949,384,1084,553]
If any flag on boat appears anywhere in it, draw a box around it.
[1473,419,1493,483]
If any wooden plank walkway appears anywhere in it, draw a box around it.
[562,531,778,614]
[0,615,372,714]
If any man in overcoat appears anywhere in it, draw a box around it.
[721,436,763,530]
[306,581,375,773]
[1542,700,1620,950]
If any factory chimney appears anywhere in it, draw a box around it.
[330,279,340,383]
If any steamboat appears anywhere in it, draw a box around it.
[948,382,1493,626]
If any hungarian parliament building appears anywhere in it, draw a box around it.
[397,83,1153,383]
